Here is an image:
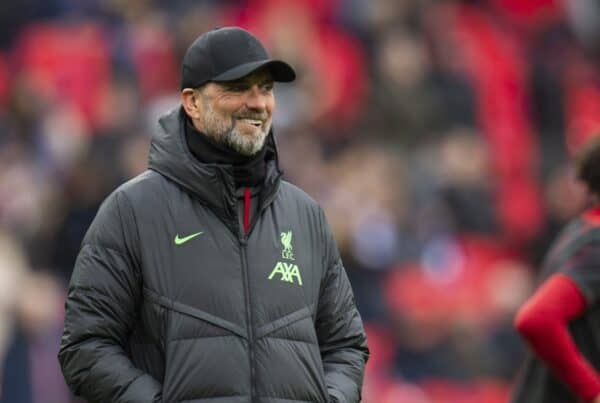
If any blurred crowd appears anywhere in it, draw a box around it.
[1,0,600,402]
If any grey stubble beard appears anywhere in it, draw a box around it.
[201,93,270,156]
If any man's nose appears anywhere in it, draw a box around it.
[244,85,268,110]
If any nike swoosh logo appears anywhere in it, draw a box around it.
[174,232,203,245]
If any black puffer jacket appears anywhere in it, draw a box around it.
[58,108,369,403]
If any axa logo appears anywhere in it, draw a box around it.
[268,262,303,286]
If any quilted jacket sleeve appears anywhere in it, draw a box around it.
[58,190,162,402]
[315,208,369,403]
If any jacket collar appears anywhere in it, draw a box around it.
[148,107,283,230]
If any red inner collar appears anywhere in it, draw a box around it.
[583,204,600,225]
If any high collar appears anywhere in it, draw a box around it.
[184,115,267,188]
[148,107,282,231]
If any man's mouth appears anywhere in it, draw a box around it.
[239,118,264,128]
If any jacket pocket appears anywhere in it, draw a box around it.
[143,287,247,340]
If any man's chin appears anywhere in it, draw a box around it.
[227,130,267,156]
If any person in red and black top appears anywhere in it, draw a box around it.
[512,135,600,403]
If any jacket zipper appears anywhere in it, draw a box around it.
[240,188,255,402]
[239,238,256,402]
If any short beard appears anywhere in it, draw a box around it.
[201,94,270,156]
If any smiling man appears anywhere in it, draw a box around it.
[58,27,369,403]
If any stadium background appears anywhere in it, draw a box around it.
[0,0,599,401]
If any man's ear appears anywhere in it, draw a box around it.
[181,88,202,120]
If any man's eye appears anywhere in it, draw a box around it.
[262,83,274,91]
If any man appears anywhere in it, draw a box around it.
[512,135,600,403]
[58,27,369,403]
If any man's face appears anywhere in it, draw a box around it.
[195,69,275,156]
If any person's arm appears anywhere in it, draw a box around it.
[315,208,369,403]
[514,273,600,402]
[58,191,162,403]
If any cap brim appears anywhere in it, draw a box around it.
[212,59,296,83]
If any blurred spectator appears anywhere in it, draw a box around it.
[0,232,28,384]
[434,127,497,234]
[367,26,475,145]
[1,271,68,403]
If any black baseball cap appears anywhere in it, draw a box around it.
[180,27,296,89]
